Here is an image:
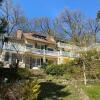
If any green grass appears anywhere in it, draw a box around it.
[82,83,100,100]
[37,76,81,100]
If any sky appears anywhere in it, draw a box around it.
[13,0,100,19]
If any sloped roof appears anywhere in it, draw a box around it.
[23,32,56,44]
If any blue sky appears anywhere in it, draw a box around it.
[13,0,100,19]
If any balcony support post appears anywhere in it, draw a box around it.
[43,49,46,63]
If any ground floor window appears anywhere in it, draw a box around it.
[5,52,9,61]
[12,53,22,62]
[25,57,43,68]
[12,53,17,62]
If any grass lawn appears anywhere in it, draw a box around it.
[37,76,81,100]
[82,82,100,100]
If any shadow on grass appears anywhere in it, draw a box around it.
[37,81,71,100]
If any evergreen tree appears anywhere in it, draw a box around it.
[97,10,100,19]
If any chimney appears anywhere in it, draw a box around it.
[46,35,55,42]
[16,29,23,39]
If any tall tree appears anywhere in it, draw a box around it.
[58,8,86,46]
[86,18,100,43]
[0,0,8,49]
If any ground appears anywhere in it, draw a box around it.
[82,82,100,100]
[0,68,100,100]
[37,76,100,100]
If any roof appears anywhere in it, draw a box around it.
[23,32,56,45]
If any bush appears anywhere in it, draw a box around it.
[41,62,51,70]
[17,68,31,79]
[20,80,40,100]
[0,61,4,67]
[45,64,66,76]
[0,80,40,100]
[0,68,31,83]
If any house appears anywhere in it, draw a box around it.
[0,30,80,69]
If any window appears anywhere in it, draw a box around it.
[37,58,41,66]
[47,48,54,51]
[35,43,46,49]
[5,52,9,61]
[35,43,41,49]
[41,45,46,49]
[26,44,33,48]
[12,53,17,62]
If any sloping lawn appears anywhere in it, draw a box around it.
[37,76,82,100]
[83,83,100,100]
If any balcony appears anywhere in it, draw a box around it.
[26,47,58,57]
[58,42,80,50]
[45,50,58,57]
[3,42,25,52]
[61,51,72,57]
[60,51,79,58]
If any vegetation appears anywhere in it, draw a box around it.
[82,82,100,100]
[45,64,66,76]
[20,80,40,100]
[0,80,40,100]
[97,10,100,19]
[0,68,31,83]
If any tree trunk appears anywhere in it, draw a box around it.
[83,61,87,85]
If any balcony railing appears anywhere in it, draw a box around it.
[45,50,58,56]
[57,42,80,50]
[60,51,80,58]
[3,42,25,52]
[26,47,44,55]
[61,51,72,57]
[2,42,79,58]
[26,47,58,57]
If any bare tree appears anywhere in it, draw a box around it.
[0,0,25,35]
[86,18,100,43]
[33,17,55,36]
[58,8,88,45]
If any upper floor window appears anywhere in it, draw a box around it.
[35,43,47,49]
[47,48,54,51]
[26,44,33,48]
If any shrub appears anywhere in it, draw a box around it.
[41,62,51,70]
[0,61,4,68]
[20,80,40,100]
[45,64,66,76]
[0,80,40,100]
[17,68,31,79]
[0,68,31,83]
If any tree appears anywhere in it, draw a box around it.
[0,0,3,6]
[34,17,56,36]
[58,8,86,45]
[0,0,25,35]
[0,17,8,49]
[0,0,8,50]
[78,49,100,85]
[97,10,100,19]
[86,18,100,43]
